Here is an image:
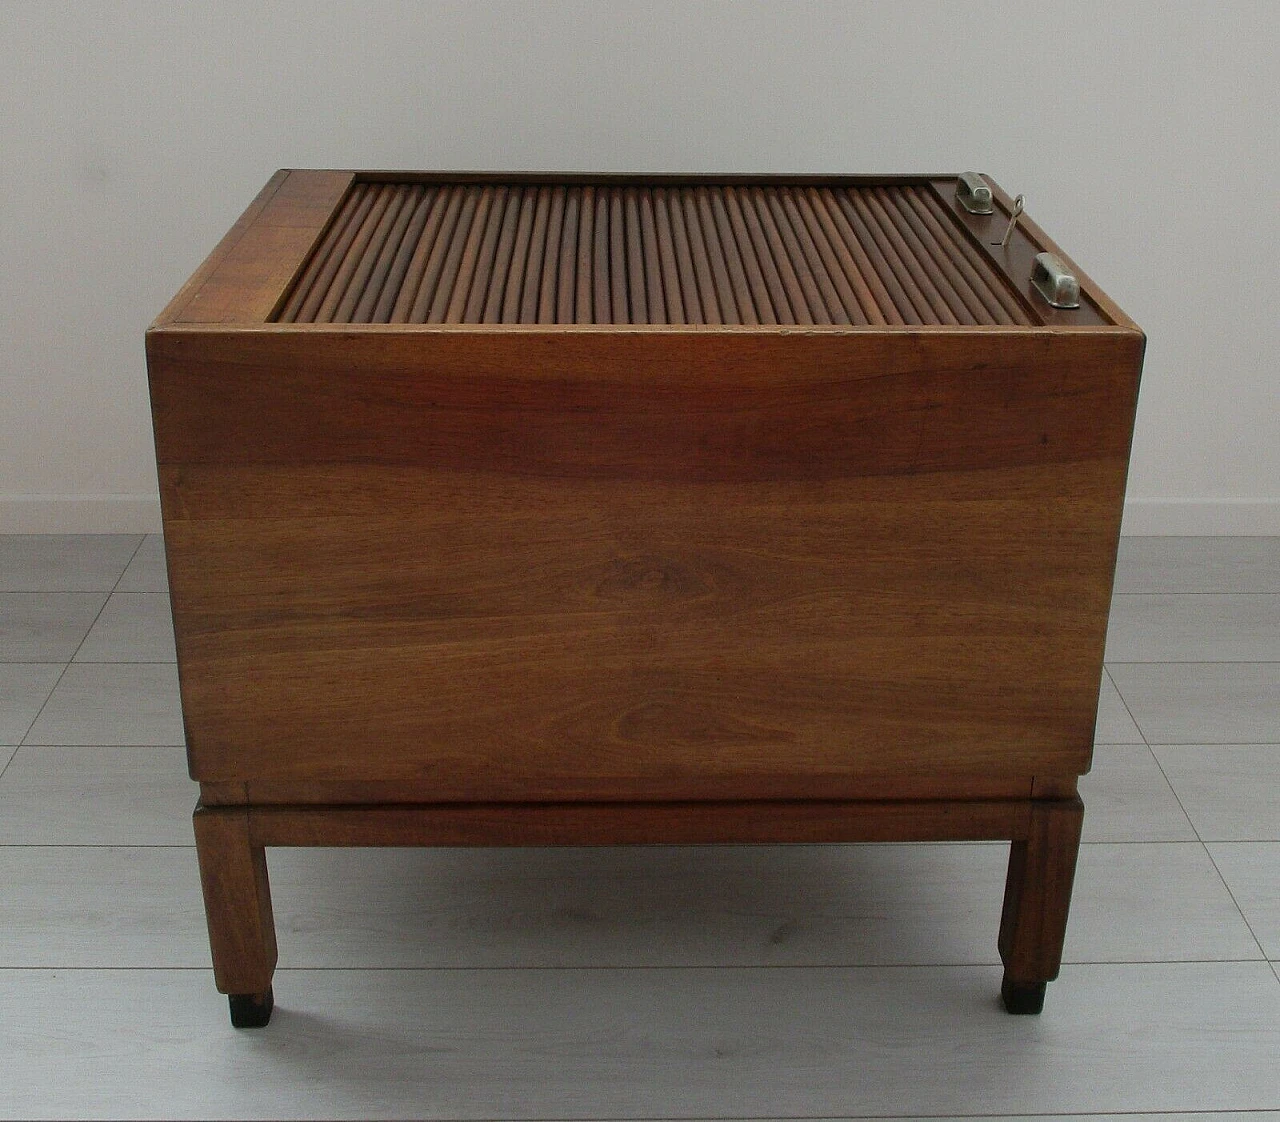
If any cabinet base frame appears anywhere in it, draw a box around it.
[193,794,1084,1027]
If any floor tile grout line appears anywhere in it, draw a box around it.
[16,742,186,747]
[1113,591,1280,596]
[11,537,146,753]
[1136,751,1200,840]
[0,1097,1272,1122]
[1104,666,1160,759]
[1202,843,1274,964]
[0,959,1277,973]
[0,536,146,596]
[7,661,70,757]
[0,1105,1259,1115]
[0,589,157,596]
[71,539,167,664]
[1114,741,1280,746]
[16,744,186,750]
[1134,692,1276,965]
[1105,660,1280,665]
[2,838,1261,849]
[1207,840,1280,849]
[0,662,71,668]
[101,535,146,604]
[0,1105,1217,1118]
[0,843,197,849]
[30,660,178,666]
[1097,669,1269,957]
[0,589,151,594]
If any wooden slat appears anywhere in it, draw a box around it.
[272,178,1080,327]
[576,184,596,325]
[463,185,509,323]
[317,183,395,322]
[608,190,629,322]
[371,187,436,323]
[483,185,523,323]
[276,185,364,323]
[708,187,759,324]
[386,186,449,323]
[404,185,466,323]
[639,189,667,325]
[790,187,869,325]
[623,188,647,323]
[500,187,537,323]
[555,185,579,323]
[728,185,791,324]
[537,186,566,324]
[339,184,414,322]
[591,187,610,323]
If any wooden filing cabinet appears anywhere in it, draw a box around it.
[147,171,1143,1025]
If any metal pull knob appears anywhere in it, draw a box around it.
[1031,252,1081,309]
[955,172,993,214]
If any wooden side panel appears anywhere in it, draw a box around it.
[148,328,1140,479]
[150,328,1142,797]
[166,171,354,324]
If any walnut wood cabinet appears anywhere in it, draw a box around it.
[147,171,1143,1026]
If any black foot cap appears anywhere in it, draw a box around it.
[1001,977,1047,1015]
[229,987,274,1028]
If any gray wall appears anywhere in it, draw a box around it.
[2,1,1276,532]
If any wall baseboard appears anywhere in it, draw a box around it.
[0,495,163,534]
[1,495,1277,537]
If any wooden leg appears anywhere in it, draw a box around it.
[998,795,1083,1014]
[193,804,278,1027]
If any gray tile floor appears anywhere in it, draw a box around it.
[0,533,1277,1120]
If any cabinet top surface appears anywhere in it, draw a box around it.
[155,172,1138,332]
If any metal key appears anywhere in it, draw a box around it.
[999,194,1025,248]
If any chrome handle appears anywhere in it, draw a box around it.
[1031,252,1081,309]
[955,172,993,215]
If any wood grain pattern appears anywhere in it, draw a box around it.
[172,171,354,324]
[148,326,1140,794]
[147,328,1140,480]
[159,463,1121,790]
[193,805,277,994]
[999,796,1085,983]
[152,170,289,327]
[245,798,1031,848]
[150,171,1144,1016]
[213,774,1034,806]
